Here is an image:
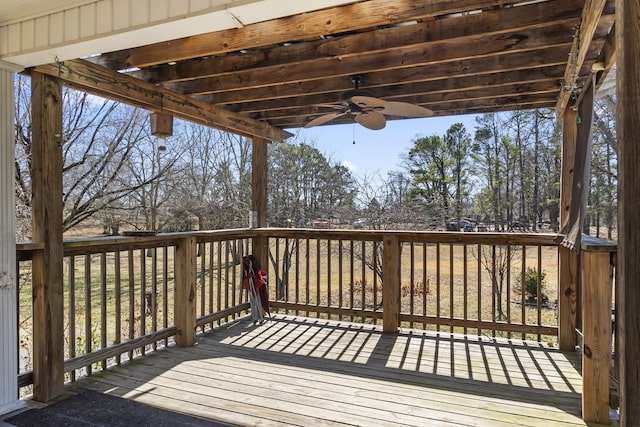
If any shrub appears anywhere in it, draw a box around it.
[521,267,546,300]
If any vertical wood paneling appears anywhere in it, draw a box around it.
[64,8,80,42]
[19,19,35,51]
[149,0,170,22]
[79,4,97,38]
[48,12,64,45]
[131,0,149,27]
[7,23,20,52]
[34,17,49,48]
[112,0,130,30]
[0,67,21,414]
[96,1,113,34]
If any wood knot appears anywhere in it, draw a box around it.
[583,345,592,358]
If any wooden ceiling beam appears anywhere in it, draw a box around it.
[130,0,583,84]
[93,0,527,70]
[227,67,566,114]
[253,83,560,122]
[555,0,608,120]
[199,44,572,105]
[170,22,577,96]
[269,99,556,128]
[29,59,291,141]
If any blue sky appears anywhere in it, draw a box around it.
[290,114,479,179]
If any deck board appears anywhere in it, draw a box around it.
[67,315,591,426]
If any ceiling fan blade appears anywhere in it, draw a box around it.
[315,103,344,110]
[350,95,386,110]
[381,101,433,117]
[355,111,386,130]
[304,111,348,128]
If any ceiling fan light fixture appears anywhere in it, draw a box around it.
[304,75,433,130]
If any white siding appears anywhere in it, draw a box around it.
[0,66,22,415]
[0,0,359,67]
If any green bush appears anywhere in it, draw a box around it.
[522,267,546,300]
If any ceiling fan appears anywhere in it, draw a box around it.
[304,75,433,130]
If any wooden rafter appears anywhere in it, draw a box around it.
[30,59,291,141]
[93,0,525,70]
[555,0,608,120]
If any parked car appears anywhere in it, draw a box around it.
[446,221,460,231]
[459,219,475,232]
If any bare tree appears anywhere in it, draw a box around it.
[14,76,173,235]
[473,245,520,322]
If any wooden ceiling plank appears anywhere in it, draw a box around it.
[29,59,291,141]
[94,0,529,70]
[229,67,566,114]
[130,0,583,84]
[554,0,608,120]
[254,83,560,122]
[199,44,572,105]
[269,99,556,128]
[170,22,577,95]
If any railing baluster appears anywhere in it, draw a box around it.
[521,245,526,340]
[450,244,454,333]
[199,243,205,329]
[463,244,468,336]
[477,243,482,336]
[216,241,222,324]
[295,238,300,316]
[436,243,441,332]
[422,242,427,330]
[360,240,366,322]
[410,242,415,329]
[163,246,169,346]
[114,251,121,365]
[305,239,310,318]
[506,245,511,339]
[127,250,134,361]
[68,256,76,381]
[327,239,332,319]
[372,240,378,325]
[84,254,92,375]
[338,239,343,319]
[100,253,107,369]
[208,242,214,329]
[151,247,158,348]
[349,240,354,322]
[316,239,321,318]
[537,245,542,342]
[491,245,496,338]
[140,249,146,355]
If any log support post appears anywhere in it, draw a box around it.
[581,240,615,425]
[558,108,579,351]
[252,138,269,269]
[31,72,65,403]
[175,236,196,347]
[616,0,640,424]
[382,235,400,333]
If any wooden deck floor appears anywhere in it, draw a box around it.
[67,315,590,427]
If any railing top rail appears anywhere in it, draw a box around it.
[16,229,257,260]
[580,234,618,252]
[255,228,561,246]
[16,227,561,261]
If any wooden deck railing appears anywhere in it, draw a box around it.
[16,227,616,421]
[260,229,560,340]
[16,230,253,392]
